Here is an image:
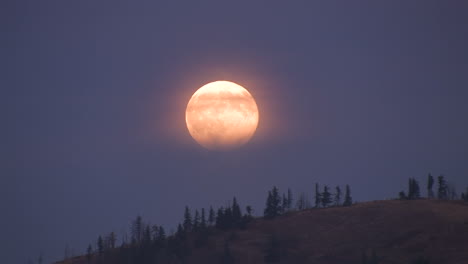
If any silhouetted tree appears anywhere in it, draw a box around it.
[287,188,293,210]
[224,207,233,227]
[437,175,448,199]
[175,223,185,240]
[107,231,116,249]
[131,215,143,243]
[200,208,207,229]
[343,184,353,206]
[232,197,242,224]
[86,244,92,263]
[315,183,321,208]
[183,206,192,232]
[296,192,309,210]
[151,224,159,242]
[461,187,468,201]
[193,209,200,231]
[334,186,342,206]
[281,193,288,213]
[264,187,281,219]
[208,206,215,226]
[447,184,458,200]
[97,236,104,255]
[321,185,332,207]
[399,191,407,200]
[246,205,253,217]
[158,226,166,243]
[413,178,421,199]
[143,225,151,245]
[427,173,434,198]
[408,178,421,200]
[216,207,229,229]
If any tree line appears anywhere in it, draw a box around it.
[399,173,468,201]
[56,174,468,264]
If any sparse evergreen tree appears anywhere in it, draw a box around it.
[86,244,92,263]
[232,197,242,224]
[183,206,192,232]
[209,206,215,226]
[427,173,434,198]
[281,193,288,213]
[201,208,207,229]
[321,185,332,207]
[143,225,151,244]
[264,187,281,219]
[64,244,70,260]
[437,175,448,199]
[151,224,159,242]
[334,186,342,206]
[296,192,309,210]
[461,187,468,201]
[97,236,104,255]
[176,223,185,240]
[315,183,321,208]
[108,231,116,249]
[216,207,226,229]
[131,215,143,243]
[287,188,293,210]
[413,178,420,199]
[343,184,353,206]
[447,184,458,200]
[408,178,421,200]
[193,209,200,231]
[246,206,253,217]
[399,191,407,200]
[224,207,233,227]
[158,226,166,242]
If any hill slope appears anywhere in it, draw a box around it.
[59,200,468,264]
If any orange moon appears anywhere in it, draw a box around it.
[185,81,259,150]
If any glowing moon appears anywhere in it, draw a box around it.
[185,81,259,150]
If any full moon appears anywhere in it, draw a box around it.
[185,81,259,150]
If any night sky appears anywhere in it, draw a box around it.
[3,1,468,263]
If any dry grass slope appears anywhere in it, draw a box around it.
[58,200,468,264]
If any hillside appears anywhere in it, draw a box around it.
[58,200,468,264]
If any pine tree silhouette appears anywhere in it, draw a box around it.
[287,188,293,210]
[264,187,281,219]
[183,206,193,232]
[427,173,434,198]
[208,206,215,226]
[321,185,332,207]
[343,184,353,206]
[315,183,321,208]
[334,186,342,206]
[232,197,242,224]
[437,175,448,199]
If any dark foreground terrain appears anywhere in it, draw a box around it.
[58,200,468,264]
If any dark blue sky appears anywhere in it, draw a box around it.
[3,1,468,263]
